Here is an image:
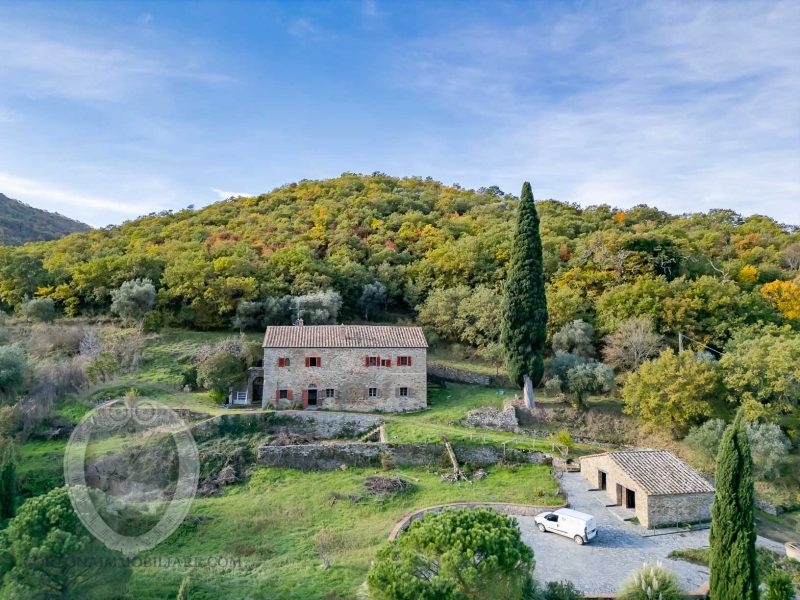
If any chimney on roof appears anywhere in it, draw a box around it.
[297,317,304,327]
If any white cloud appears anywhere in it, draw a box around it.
[0,171,158,221]
[0,21,228,103]
[393,0,800,223]
[212,188,250,200]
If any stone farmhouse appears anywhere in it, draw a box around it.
[580,449,715,528]
[261,324,428,412]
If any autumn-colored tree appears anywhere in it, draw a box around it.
[622,349,725,437]
[760,279,800,320]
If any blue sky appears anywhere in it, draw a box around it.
[0,0,798,227]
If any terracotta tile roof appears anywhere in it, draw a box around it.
[263,325,428,348]
[589,450,714,495]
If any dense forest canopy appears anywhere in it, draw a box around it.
[0,174,797,344]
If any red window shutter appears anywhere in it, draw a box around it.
[275,390,280,401]
[305,357,310,367]
[278,357,285,367]
[287,390,293,401]
[386,359,392,367]
[302,390,308,406]
[408,356,412,366]
[365,356,370,367]
[317,356,322,368]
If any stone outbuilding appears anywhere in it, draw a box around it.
[262,324,428,412]
[580,449,714,528]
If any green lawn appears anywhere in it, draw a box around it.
[129,464,562,599]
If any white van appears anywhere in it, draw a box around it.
[534,508,597,545]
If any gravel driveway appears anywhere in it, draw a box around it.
[517,472,783,594]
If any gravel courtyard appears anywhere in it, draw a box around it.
[517,472,783,594]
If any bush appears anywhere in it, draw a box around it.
[544,376,563,397]
[685,419,727,470]
[196,351,246,394]
[532,581,582,600]
[181,366,198,390]
[0,344,27,398]
[746,421,790,480]
[368,508,534,599]
[110,278,156,330]
[552,319,595,357]
[618,562,682,600]
[20,298,56,323]
[86,351,120,383]
[764,569,794,600]
[27,324,85,358]
[686,419,791,480]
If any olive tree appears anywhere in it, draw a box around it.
[110,278,156,331]
[20,297,56,323]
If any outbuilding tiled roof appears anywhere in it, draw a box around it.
[588,450,714,495]
[263,325,428,348]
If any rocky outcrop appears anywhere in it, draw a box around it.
[463,406,518,432]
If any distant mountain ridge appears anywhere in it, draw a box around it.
[0,193,90,245]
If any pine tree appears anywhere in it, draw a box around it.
[500,181,548,407]
[0,436,16,519]
[709,411,758,599]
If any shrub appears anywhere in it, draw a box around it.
[20,297,56,323]
[110,278,156,330]
[685,419,727,470]
[368,508,534,599]
[533,581,582,600]
[27,324,85,358]
[0,344,27,398]
[544,376,563,397]
[196,351,246,394]
[764,569,794,600]
[552,319,595,357]
[618,562,682,600]
[86,351,120,383]
[746,421,790,480]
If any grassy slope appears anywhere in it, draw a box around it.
[130,464,561,599]
[14,327,567,599]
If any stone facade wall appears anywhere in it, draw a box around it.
[263,346,427,412]
[581,454,713,528]
[581,454,652,526]
[257,442,549,471]
[646,492,713,528]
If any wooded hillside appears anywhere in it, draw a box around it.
[0,193,90,246]
[0,174,797,343]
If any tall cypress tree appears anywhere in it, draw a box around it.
[709,411,758,599]
[500,182,548,407]
[0,436,17,519]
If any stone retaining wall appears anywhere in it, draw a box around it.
[427,363,492,386]
[257,442,549,471]
[191,411,383,442]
